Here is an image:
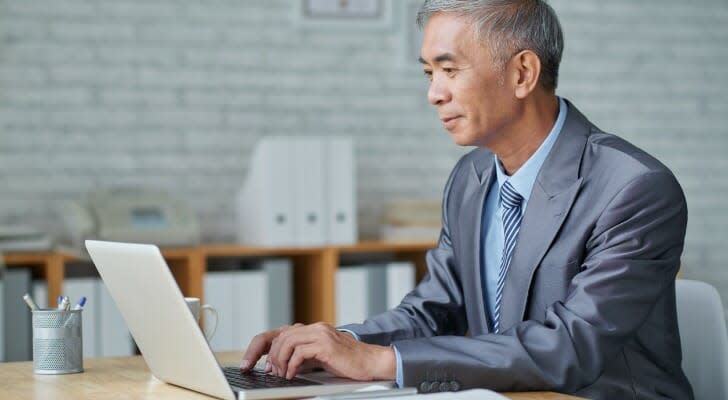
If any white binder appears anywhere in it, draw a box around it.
[204,271,237,351]
[237,137,296,246]
[32,281,48,311]
[336,265,371,326]
[234,269,268,350]
[237,136,357,246]
[204,269,269,352]
[386,262,415,310]
[98,282,135,356]
[325,138,357,245]
[293,138,326,246]
[64,277,100,358]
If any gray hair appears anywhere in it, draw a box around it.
[416,0,564,91]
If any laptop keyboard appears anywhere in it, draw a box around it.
[223,366,321,390]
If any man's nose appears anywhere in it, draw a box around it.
[427,76,451,106]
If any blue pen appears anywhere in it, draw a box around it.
[72,296,87,311]
[57,295,64,308]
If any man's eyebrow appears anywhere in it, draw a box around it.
[419,53,456,65]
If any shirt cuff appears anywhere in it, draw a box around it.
[339,329,402,386]
[336,328,361,341]
[392,345,404,388]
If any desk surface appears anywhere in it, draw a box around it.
[0,352,583,400]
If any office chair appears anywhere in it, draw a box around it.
[676,279,728,400]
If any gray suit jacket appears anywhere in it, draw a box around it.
[342,101,693,399]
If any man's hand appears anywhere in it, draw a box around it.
[240,323,303,371]
[241,322,396,382]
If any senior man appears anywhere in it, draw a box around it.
[241,1,693,398]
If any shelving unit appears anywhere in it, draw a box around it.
[3,241,436,325]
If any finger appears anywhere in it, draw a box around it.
[240,330,277,370]
[268,325,305,374]
[249,325,290,371]
[269,327,324,377]
[286,344,319,380]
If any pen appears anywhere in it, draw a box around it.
[314,388,418,400]
[22,293,39,311]
[72,296,87,310]
[57,296,69,311]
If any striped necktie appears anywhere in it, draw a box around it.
[492,180,523,333]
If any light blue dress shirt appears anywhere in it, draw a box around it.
[350,98,568,388]
[481,97,567,329]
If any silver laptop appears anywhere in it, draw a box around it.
[86,240,392,400]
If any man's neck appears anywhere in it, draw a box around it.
[493,95,560,176]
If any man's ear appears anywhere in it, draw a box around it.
[510,50,542,99]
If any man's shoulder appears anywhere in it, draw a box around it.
[584,127,675,180]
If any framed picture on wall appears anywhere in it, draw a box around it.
[292,0,394,30]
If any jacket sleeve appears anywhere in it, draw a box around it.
[391,170,687,392]
[339,158,469,345]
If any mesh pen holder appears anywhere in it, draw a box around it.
[32,309,84,374]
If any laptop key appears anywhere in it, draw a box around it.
[223,366,321,390]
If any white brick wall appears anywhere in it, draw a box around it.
[1,1,727,309]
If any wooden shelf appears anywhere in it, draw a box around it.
[3,241,436,325]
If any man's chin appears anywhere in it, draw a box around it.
[449,131,476,147]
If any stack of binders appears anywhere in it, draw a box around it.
[236,136,357,247]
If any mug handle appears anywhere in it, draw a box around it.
[201,304,218,341]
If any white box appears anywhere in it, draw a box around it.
[63,278,100,358]
[233,269,269,350]
[325,138,357,245]
[98,282,135,357]
[237,137,296,246]
[204,271,238,352]
[336,265,371,326]
[292,138,326,246]
[386,262,415,310]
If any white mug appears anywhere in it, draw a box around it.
[185,297,218,342]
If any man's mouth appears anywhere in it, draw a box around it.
[441,116,462,130]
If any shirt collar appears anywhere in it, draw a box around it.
[495,97,568,207]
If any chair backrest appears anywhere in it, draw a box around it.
[676,279,728,400]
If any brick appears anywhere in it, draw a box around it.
[136,22,221,44]
[48,21,136,41]
[99,89,178,107]
[0,87,91,106]
[1,43,95,64]
[97,2,179,20]
[0,0,97,18]
[97,46,178,67]
[49,65,136,85]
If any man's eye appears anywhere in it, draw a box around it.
[443,68,455,75]
[423,70,433,81]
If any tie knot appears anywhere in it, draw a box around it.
[500,181,523,210]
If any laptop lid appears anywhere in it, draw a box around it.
[87,240,236,400]
[86,240,389,400]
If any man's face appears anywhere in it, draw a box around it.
[420,13,517,147]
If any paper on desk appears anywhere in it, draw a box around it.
[354,388,509,399]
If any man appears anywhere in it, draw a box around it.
[241,1,694,398]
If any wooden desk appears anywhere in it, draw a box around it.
[0,352,583,399]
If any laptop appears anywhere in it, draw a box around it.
[86,240,393,400]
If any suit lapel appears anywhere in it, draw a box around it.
[458,149,495,335]
[498,101,591,331]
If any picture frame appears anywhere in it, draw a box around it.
[292,0,394,30]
